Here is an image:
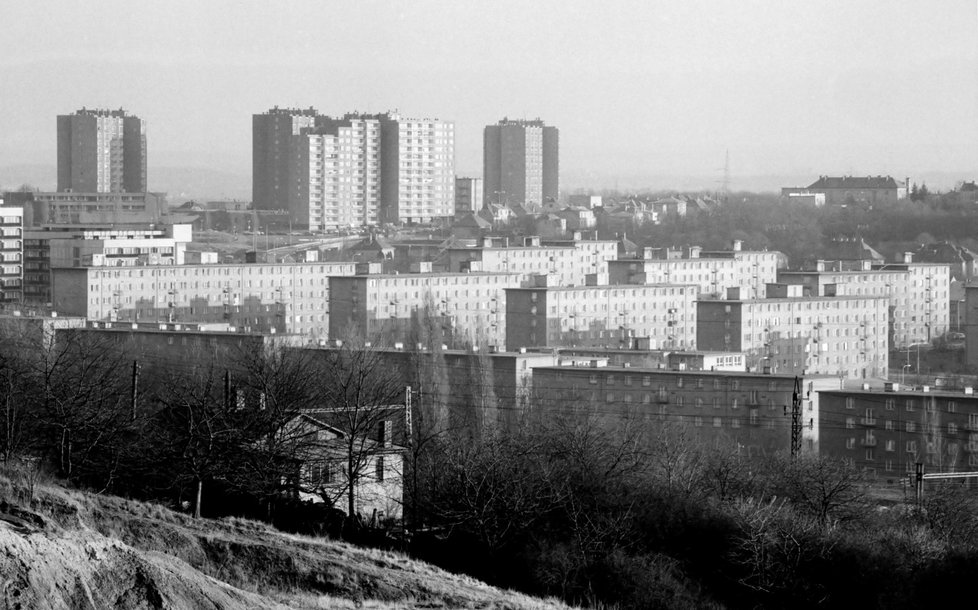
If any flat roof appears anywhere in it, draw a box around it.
[533,365,798,379]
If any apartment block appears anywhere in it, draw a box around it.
[328,269,523,348]
[455,177,483,216]
[608,242,785,300]
[531,364,798,458]
[57,108,146,193]
[697,285,889,379]
[378,113,455,224]
[505,280,699,350]
[50,261,356,337]
[0,206,23,303]
[446,236,619,288]
[483,118,558,209]
[2,191,168,227]
[779,256,951,349]
[296,115,382,230]
[817,384,978,478]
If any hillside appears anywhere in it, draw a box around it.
[0,468,569,609]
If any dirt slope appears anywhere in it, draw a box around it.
[0,477,569,609]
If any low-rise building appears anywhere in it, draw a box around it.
[50,261,357,337]
[608,242,784,300]
[505,279,699,350]
[816,384,978,478]
[328,268,523,348]
[531,364,800,458]
[446,236,618,288]
[697,285,889,379]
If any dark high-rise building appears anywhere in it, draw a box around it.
[483,118,558,209]
[251,106,320,214]
[57,108,146,193]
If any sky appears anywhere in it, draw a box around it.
[1,0,976,193]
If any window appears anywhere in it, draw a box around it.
[606,392,615,403]
[907,441,918,453]
[588,374,598,385]
[948,401,957,414]
[694,416,703,427]
[624,376,633,386]
[906,399,915,412]
[713,417,722,428]
[607,374,616,386]
[375,456,385,482]
[865,449,875,461]
[948,423,958,435]
[749,409,759,425]
[846,397,855,409]
[642,375,651,387]
[846,417,855,429]
[885,399,895,411]
[885,440,896,452]
[846,438,855,449]
[906,421,916,433]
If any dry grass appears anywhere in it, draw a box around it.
[0,464,573,609]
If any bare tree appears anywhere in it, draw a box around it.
[310,333,406,525]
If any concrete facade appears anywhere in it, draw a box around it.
[50,261,356,337]
[446,237,618,288]
[531,364,799,458]
[454,177,483,216]
[483,118,558,209]
[697,290,890,379]
[608,245,784,301]
[328,270,522,348]
[505,281,699,350]
[57,108,147,194]
[0,206,23,303]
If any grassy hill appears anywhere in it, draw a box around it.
[0,464,570,609]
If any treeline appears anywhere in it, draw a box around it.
[0,325,405,529]
[628,192,978,267]
[5,324,978,608]
[413,419,978,609]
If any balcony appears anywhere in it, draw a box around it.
[965,443,978,453]
[859,417,877,427]
[861,437,878,448]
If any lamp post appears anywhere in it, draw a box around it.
[902,363,912,386]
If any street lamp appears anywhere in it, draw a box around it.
[902,363,912,386]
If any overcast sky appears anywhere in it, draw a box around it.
[1,0,975,191]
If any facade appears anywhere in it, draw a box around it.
[252,107,321,213]
[23,224,192,305]
[49,261,356,337]
[697,288,890,379]
[378,113,455,224]
[531,364,799,458]
[608,243,784,300]
[328,269,523,348]
[454,177,483,216]
[296,116,382,230]
[778,257,951,349]
[286,413,404,520]
[505,280,699,350]
[483,118,558,209]
[253,108,455,228]
[446,236,619,288]
[0,206,23,303]
[57,108,146,193]
[817,385,978,478]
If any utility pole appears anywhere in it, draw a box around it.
[223,370,231,411]
[790,376,803,456]
[404,385,413,446]
[130,360,140,422]
[915,462,924,505]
